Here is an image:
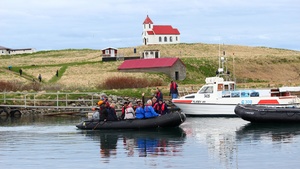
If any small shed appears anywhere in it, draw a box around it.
[118,57,186,80]
[101,47,118,57]
[142,50,160,59]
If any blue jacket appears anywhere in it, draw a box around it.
[144,105,159,118]
[135,106,145,119]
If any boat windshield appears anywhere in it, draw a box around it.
[199,86,213,94]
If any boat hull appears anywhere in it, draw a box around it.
[234,104,300,123]
[173,102,236,116]
[76,111,186,130]
[173,97,299,116]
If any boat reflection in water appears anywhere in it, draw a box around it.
[236,122,300,143]
[80,128,186,161]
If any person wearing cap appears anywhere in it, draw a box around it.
[99,101,110,121]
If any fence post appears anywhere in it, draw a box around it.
[56,93,59,109]
[34,94,36,106]
[66,94,68,107]
[4,91,6,104]
[24,93,27,108]
[92,94,94,107]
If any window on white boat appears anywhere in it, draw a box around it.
[199,86,213,93]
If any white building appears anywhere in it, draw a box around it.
[142,50,160,59]
[0,46,36,55]
[142,15,180,45]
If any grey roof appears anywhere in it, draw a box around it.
[0,46,10,50]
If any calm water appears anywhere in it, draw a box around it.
[1,115,300,169]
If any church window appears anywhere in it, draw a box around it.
[170,36,173,42]
[164,37,167,42]
[159,37,162,42]
[149,24,151,29]
[176,36,178,41]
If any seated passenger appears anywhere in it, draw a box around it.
[135,102,145,119]
[124,102,135,119]
[144,100,159,118]
[106,103,118,121]
[156,99,168,115]
[92,108,99,120]
[99,102,109,121]
[120,102,128,120]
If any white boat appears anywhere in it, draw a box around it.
[172,49,300,116]
[172,76,300,116]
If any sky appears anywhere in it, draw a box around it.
[1,0,300,51]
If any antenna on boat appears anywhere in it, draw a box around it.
[216,42,231,81]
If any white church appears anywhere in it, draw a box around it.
[142,15,180,45]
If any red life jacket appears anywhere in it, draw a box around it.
[170,82,177,90]
[153,102,159,111]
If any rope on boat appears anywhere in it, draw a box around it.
[176,111,184,123]
[93,121,106,130]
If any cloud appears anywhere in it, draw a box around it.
[0,0,299,50]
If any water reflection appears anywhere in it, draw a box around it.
[236,123,300,143]
[0,115,83,126]
[81,128,186,161]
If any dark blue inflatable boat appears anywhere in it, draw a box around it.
[76,111,186,130]
[234,104,300,123]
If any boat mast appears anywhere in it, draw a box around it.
[217,42,231,81]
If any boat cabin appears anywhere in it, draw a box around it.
[196,77,264,99]
[198,77,235,96]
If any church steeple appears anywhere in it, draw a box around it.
[143,15,153,24]
[143,15,153,31]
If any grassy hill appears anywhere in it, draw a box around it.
[1,43,300,94]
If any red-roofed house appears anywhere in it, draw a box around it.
[142,15,180,45]
[118,58,186,80]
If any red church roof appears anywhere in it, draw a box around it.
[143,15,153,24]
[152,25,180,35]
[118,58,184,70]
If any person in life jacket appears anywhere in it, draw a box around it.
[120,102,128,120]
[155,88,163,101]
[144,100,159,118]
[156,99,168,115]
[152,97,159,113]
[99,101,109,121]
[169,80,178,99]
